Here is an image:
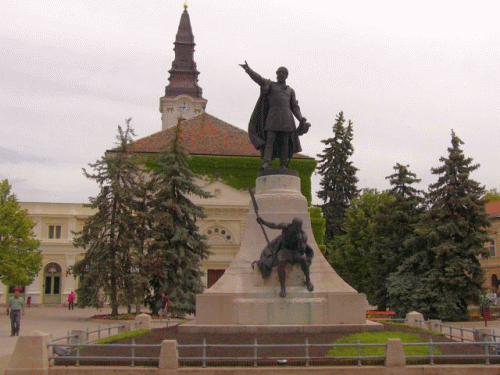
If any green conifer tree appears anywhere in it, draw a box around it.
[387,131,490,320]
[316,112,359,244]
[74,120,141,316]
[368,164,424,309]
[125,175,156,314]
[144,119,211,317]
[0,179,42,286]
[328,189,393,296]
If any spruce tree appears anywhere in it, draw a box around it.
[316,112,359,244]
[328,189,393,297]
[0,179,42,286]
[73,120,141,316]
[369,164,424,309]
[144,119,211,317]
[125,175,156,314]
[387,131,490,320]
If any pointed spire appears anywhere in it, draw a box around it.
[164,5,204,99]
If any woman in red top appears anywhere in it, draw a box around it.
[68,291,76,310]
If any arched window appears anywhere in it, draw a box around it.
[204,226,235,245]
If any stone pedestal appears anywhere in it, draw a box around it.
[5,330,50,375]
[193,174,367,328]
[405,311,425,328]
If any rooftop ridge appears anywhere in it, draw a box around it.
[117,113,312,159]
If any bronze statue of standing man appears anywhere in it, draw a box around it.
[240,61,310,170]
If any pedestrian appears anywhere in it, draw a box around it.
[159,292,171,322]
[68,291,76,310]
[6,289,25,336]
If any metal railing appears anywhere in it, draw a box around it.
[45,316,500,368]
[178,339,388,367]
[48,320,148,361]
[47,338,500,367]
[370,316,500,345]
[412,319,500,344]
[404,340,500,365]
[49,339,162,366]
[150,317,174,328]
[50,321,143,345]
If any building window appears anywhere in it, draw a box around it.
[48,225,62,239]
[205,226,234,244]
[490,240,496,257]
[492,274,499,293]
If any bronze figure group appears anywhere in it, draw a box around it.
[242,62,314,297]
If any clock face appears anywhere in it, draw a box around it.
[177,101,191,114]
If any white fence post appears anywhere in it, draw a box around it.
[159,340,179,369]
[385,338,406,367]
[134,313,152,330]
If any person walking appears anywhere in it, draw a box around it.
[68,291,76,310]
[6,290,25,336]
[159,292,171,323]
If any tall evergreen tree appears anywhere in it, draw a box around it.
[0,179,42,286]
[369,164,424,309]
[316,112,359,244]
[328,189,393,297]
[144,119,211,317]
[387,131,490,320]
[125,174,156,314]
[73,120,141,316]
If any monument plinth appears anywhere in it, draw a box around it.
[190,173,369,330]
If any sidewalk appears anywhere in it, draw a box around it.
[0,305,158,375]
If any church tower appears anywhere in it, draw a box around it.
[160,3,207,130]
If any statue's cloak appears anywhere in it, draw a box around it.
[248,81,302,160]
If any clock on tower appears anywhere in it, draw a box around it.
[177,101,192,115]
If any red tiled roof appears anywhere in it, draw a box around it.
[486,201,500,216]
[128,113,311,158]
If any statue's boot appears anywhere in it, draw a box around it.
[279,156,289,170]
[305,278,314,292]
[301,261,314,292]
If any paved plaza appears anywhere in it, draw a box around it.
[0,305,168,375]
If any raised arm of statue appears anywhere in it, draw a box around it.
[239,61,267,87]
[257,217,286,230]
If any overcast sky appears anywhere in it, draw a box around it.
[1,0,499,205]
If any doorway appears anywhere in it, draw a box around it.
[43,263,62,304]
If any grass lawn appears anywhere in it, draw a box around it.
[327,331,443,357]
[94,329,150,344]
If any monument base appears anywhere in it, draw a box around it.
[179,320,383,334]
[195,290,367,325]
[194,174,368,326]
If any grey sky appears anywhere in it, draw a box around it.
[1,0,499,204]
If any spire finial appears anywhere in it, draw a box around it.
[183,1,188,9]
